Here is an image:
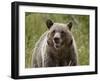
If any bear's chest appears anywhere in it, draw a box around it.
[48,51,71,66]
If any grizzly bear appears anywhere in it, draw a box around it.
[32,19,78,67]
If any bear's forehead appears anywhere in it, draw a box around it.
[50,23,68,31]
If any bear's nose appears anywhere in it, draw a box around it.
[54,37,60,44]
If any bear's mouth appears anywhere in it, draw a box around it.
[53,38,62,49]
[54,44,61,49]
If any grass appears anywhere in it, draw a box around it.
[25,12,89,68]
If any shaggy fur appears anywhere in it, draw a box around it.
[32,20,78,67]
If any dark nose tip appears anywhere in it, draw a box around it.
[54,37,60,43]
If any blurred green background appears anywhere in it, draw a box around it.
[25,12,89,68]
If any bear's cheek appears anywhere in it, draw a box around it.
[61,36,72,47]
[61,38,66,46]
[47,33,54,47]
[64,37,73,47]
[61,34,66,42]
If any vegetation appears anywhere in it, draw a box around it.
[25,12,89,68]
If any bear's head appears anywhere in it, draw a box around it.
[46,19,73,50]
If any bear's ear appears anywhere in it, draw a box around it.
[46,19,53,29]
[67,21,72,30]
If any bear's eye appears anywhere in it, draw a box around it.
[61,31,65,34]
[52,30,55,33]
[61,31,65,37]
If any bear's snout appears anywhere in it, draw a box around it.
[53,32,61,44]
[53,32,62,49]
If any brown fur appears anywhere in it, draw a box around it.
[32,20,78,67]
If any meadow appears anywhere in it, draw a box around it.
[25,12,89,68]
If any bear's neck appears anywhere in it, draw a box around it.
[46,44,71,59]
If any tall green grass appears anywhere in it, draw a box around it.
[25,12,89,68]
